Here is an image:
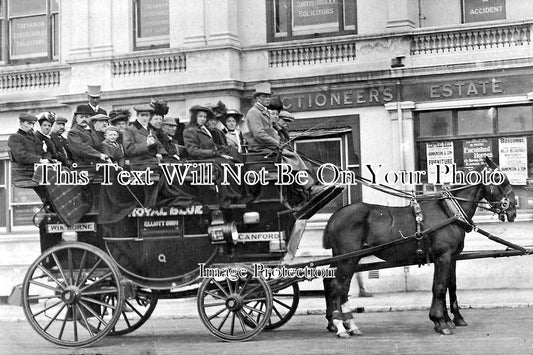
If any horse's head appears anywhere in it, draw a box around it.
[480,157,516,222]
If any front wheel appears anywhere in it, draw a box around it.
[22,242,124,348]
[197,266,272,341]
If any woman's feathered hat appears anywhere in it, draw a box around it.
[109,109,131,124]
[150,98,169,116]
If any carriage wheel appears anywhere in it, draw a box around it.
[107,291,158,336]
[197,267,273,341]
[243,282,300,330]
[22,242,124,348]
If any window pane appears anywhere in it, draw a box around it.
[0,161,5,185]
[498,105,533,133]
[344,0,356,30]
[137,0,169,38]
[292,0,339,35]
[12,204,40,226]
[0,0,3,16]
[458,108,494,135]
[10,15,48,58]
[52,13,57,57]
[9,0,46,17]
[51,0,58,12]
[274,0,288,36]
[12,186,40,203]
[0,189,5,227]
[419,110,453,137]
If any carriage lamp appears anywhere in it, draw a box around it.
[243,211,260,224]
[62,231,78,242]
[208,222,238,244]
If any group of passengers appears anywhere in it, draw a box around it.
[8,82,324,207]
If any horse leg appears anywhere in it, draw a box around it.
[332,259,361,338]
[449,259,467,326]
[323,277,337,332]
[429,252,454,335]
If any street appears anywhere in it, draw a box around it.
[3,307,533,355]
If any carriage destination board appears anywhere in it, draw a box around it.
[46,222,96,233]
[236,231,285,243]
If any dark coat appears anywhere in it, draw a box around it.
[35,131,58,161]
[90,130,105,151]
[102,139,125,166]
[79,104,107,116]
[123,120,166,169]
[183,124,224,159]
[8,129,48,180]
[51,132,72,166]
[67,124,103,165]
[241,102,279,152]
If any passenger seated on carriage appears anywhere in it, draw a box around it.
[50,116,73,167]
[205,109,242,163]
[89,114,110,151]
[160,117,187,161]
[122,104,167,170]
[241,83,324,200]
[108,109,131,142]
[183,105,245,205]
[101,126,125,168]
[7,112,51,202]
[221,109,246,153]
[67,105,111,170]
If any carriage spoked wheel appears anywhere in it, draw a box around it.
[241,280,300,330]
[197,266,273,341]
[105,290,158,336]
[22,242,124,348]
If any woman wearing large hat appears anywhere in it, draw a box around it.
[183,105,244,205]
[221,109,245,153]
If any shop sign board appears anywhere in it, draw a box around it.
[138,0,169,38]
[499,137,527,185]
[292,0,339,33]
[10,15,48,58]
[463,139,493,170]
[427,141,454,184]
[463,0,506,23]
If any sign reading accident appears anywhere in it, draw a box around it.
[463,0,506,23]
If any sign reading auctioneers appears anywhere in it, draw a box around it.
[463,0,506,23]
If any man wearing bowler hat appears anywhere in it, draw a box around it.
[242,82,324,201]
[81,85,107,116]
[68,105,110,167]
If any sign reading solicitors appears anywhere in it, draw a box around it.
[463,0,506,23]
[293,0,339,34]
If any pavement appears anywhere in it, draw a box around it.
[1,288,532,322]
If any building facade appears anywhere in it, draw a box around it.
[0,0,532,298]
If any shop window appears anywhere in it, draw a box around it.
[133,0,169,50]
[0,0,59,64]
[267,0,357,42]
[416,105,533,211]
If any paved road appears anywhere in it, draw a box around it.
[3,307,533,355]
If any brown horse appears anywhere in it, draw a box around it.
[323,157,516,337]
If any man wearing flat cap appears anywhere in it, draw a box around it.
[160,117,186,161]
[79,85,107,116]
[51,116,73,166]
[8,112,52,182]
[68,105,110,167]
[90,113,109,151]
[123,104,166,169]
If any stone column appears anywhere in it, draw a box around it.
[67,0,90,59]
[183,0,207,47]
[386,0,418,30]
[89,0,113,56]
[205,0,240,47]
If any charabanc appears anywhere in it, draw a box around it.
[15,145,531,347]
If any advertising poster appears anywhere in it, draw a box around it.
[427,141,454,184]
[499,137,527,185]
[463,138,493,169]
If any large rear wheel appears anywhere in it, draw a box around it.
[22,242,124,348]
[197,266,272,341]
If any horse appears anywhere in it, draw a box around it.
[322,157,516,338]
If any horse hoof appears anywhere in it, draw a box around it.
[446,321,456,329]
[348,329,363,336]
[327,324,338,333]
[440,328,453,335]
[454,319,468,327]
[336,331,350,339]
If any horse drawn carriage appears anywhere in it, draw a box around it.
[17,151,532,347]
